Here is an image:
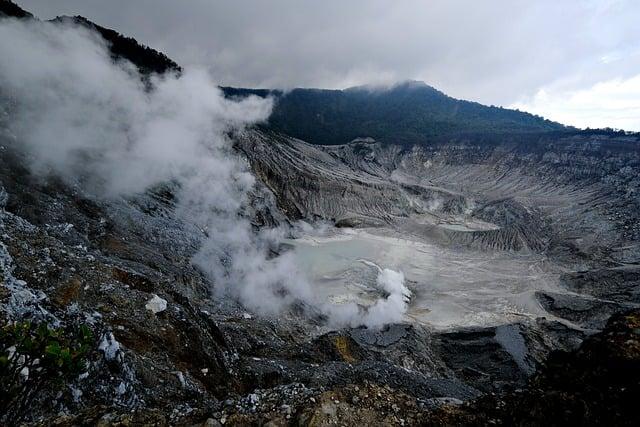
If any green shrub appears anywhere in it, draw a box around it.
[0,320,94,424]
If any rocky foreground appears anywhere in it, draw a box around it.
[2,0,640,424]
[2,125,640,425]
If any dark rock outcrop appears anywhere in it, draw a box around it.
[422,310,640,426]
[0,0,33,19]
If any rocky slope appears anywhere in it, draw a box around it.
[2,121,638,425]
[1,1,640,425]
[0,138,583,424]
[240,128,640,328]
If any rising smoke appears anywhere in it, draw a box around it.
[0,17,407,328]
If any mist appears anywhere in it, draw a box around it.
[20,0,640,114]
[0,17,406,328]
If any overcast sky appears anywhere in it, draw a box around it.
[18,0,640,131]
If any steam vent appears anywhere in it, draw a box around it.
[1,1,639,425]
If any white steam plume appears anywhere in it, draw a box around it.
[0,18,308,314]
[0,18,408,328]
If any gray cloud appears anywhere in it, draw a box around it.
[17,0,640,110]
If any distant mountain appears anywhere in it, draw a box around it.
[4,1,631,147]
[223,81,568,145]
[51,16,181,76]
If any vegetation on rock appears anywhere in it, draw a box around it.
[224,82,567,145]
[0,320,94,424]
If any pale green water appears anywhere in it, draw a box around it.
[289,228,562,330]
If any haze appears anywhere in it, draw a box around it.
[19,0,640,131]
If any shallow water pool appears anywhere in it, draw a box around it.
[289,228,562,330]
